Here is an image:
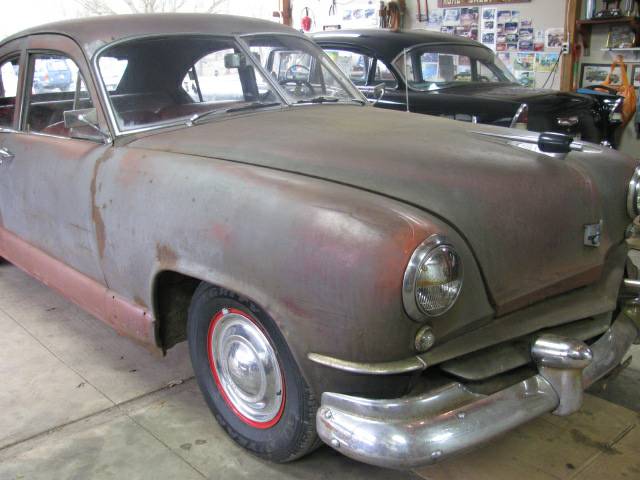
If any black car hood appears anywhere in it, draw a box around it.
[432,83,593,110]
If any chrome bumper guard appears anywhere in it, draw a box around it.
[316,312,640,470]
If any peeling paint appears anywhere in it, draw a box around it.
[156,243,178,268]
[90,152,110,259]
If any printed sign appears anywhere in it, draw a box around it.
[438,1,531,7]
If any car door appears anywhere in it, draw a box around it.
[0,34,112,283]
[322,45,405,110]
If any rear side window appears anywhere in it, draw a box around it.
[0,56,20,128]
[25,54,94,137]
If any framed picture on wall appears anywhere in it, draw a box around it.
[580,63,616,87]
[632,65,640,88]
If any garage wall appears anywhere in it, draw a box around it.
[577,5,639,159]
[297,1,568,89]
[407,1,568,90]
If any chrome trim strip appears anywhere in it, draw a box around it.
[623,278,640,293]
[402,234,463,321]
[307,352,426,375]
[627,166,640,219]
[472,130,589,153]
[509,103,528,128]
[316,312,639,469]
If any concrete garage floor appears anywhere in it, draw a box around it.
[0,262,638,480]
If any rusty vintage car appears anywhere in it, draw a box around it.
[0,14,639,470]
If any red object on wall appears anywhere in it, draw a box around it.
[301,7,312,31]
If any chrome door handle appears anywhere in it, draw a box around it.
[0,147,14,165]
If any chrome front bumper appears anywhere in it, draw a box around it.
[316,312,640,470]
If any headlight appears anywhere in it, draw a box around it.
[402,235,463,320]
[628,166,640,219]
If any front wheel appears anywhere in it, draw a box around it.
[187,283,320,462]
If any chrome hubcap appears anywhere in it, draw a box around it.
[208,309,284,425]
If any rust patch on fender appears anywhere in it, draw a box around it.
[156,243,178,268]
[90,152,110,259]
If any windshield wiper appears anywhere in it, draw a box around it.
[296,96,366,105]
[188,101,281,125]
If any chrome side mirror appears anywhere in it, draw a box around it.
[64,107,98,129]
[64,108,111,144]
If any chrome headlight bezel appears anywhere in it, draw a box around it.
[628,167,640,219]
[402,235,463,321]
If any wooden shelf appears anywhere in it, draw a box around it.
[577,16,640,49]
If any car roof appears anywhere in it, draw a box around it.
[2,13,300,58]
[312,29,489,62]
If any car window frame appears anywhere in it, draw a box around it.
[93,33,291,137]
[370,58,399,90]
[22,49,97,141]
[391,42,516,91]
[0,38,26,133]
[18,34,112,144]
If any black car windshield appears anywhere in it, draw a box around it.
[392,44,517,91]
[242,34,365,105]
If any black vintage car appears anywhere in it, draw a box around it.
[313,29,623,146]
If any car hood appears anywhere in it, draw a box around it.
[131,105,635,314]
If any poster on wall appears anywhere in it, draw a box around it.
[545,28,564,50]
[440,7,479,40]
[580,64,621,87]
[418,2,561,88]
[339,1,377,29]
[438,0,531,6]
[534,53,560,73]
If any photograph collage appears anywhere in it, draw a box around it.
[424,5,563,88]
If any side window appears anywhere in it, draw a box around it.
[373,60,397,88]
[477,61,501,82]
[182,48,244,103]
[421,53,472,83]
[324,49,371,86]
[0,56,20,128]
[26,54,95,137]
[97,56,128,92]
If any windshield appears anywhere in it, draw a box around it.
[393,44,517,91]
[243,35,365,105]
[97,34,365,133]
[97,35,287,132]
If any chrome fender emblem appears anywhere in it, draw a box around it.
[584,222,602,247]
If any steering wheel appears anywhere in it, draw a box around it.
[453,73,469,81]
[285,64,311,80]
[279,65,315,97]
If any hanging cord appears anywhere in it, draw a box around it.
[542,55,561,89]
[329,1,337,16]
